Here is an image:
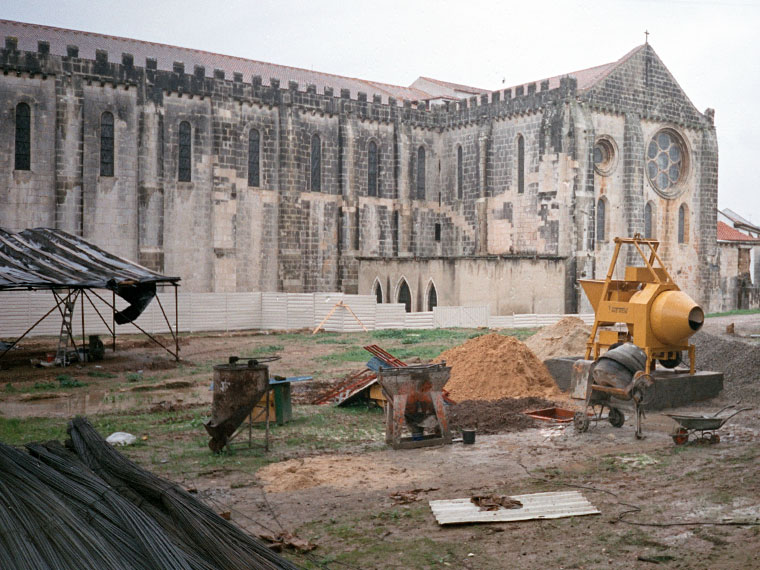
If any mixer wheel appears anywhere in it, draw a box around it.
[574,411,590,433]
[608,407,625,428]
[672,427,689,445]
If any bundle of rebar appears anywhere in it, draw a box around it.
[0,418,300,570]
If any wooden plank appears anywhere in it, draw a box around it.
[429,491,600,525]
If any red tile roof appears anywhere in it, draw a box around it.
[717,221,760,242]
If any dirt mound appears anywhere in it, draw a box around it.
[525,317,591,361]
[436,333,559,401]
[448,397,557,434]
[692,331,760,403]
[257,455,431,493]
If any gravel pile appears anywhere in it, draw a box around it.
[692,331,760,403]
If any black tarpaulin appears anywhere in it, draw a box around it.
[0,228,179,324]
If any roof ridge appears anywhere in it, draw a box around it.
[0,18,423,93]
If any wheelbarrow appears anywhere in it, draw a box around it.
[666,404,752,445]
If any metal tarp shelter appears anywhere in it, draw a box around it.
[0,228,181,362]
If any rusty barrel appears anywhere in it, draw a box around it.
[204,357,271,452]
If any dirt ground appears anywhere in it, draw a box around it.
[1,320,759,569]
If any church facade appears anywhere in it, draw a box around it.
[0,20,729,314]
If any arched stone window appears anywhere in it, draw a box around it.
[678,203,689,244]
[373,280,383,304]
[644,202,654,238]
[416,146,425,200]
[178,121,192,182]
[15,102,31,171]
[596,197,607,244]
[456,145,463,200]
[368,140,378,197]
[398,279,412,313]
[311,134,321,192]
[517,134,525,194]
[248,129,260,187]
[427,282,438,312]
[392,210,399,256]
[100,112,114,177]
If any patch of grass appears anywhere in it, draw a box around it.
[392,345,448,361]
[33,381,57,391]
[317,346,370,363]
[3,382,17,393]
[126,372,143,382]
[56,374,86,388]
[87,370,117,379]
[315,338,350,345]
[255,345,285,353]
[706,308,760,318]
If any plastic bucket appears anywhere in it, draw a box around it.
[462,429,476,445]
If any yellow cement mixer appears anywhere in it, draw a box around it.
[580,235,704,374]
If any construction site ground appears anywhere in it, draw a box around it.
[0,315,759,569]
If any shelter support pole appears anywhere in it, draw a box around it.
[155,290,179,361]
[0,293,68,361]
[175,284,179,361]
[82,291,115,339]
[112,290,116,352]
[89,289,179,361]
[81,287,86,362]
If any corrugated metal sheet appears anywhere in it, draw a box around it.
[341,295,377,332]
[460,306,489,328]
[286,294,315,330]
[261,293,288,330]
[404,311,434,329]
[488,315,515,329]
[376,304,407,329]
[433,306,462,328]
[429,491,600,525]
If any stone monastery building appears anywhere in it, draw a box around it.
[1,20,733,314]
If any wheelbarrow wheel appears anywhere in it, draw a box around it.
[574,411,590,433]
[672,427,689,445]
[709,433,720,444]
[608,407,625,428]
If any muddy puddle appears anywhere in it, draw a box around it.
[0,386,211,418]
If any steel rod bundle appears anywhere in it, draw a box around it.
[0,418,300,570]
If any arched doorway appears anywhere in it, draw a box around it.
[373,280,383,304]
[427,282,438,312]
[397,279,412,313]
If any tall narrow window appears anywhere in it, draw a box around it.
[248,129,260,187]
[517,134,525,194]
[434,222,441,242]
[15,103,31,171]
[456,145,463,199]
[427,283,438,312]
[100,112,114,177]
[368,140,378,197]
[374,280,383,304]
[178,121,191,182]
[416,146,425,200]
[392,210,399,257]
[678,204,688,244]
[644,202,653,238]
[398,279,412,313]
[596,197,606,243]
[311,134,321,192]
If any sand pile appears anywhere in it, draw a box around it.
[436,333,559,401]
[525,316,591,361]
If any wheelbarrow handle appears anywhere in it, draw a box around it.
[719,407,753,424]
[710,402,742,417]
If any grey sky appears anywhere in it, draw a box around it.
[6,0,759,221]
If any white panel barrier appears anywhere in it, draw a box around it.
[0,289,597,338]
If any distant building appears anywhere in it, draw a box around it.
[1,19,741,313]
[718,209,760,308]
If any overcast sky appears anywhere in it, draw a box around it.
[6,0,760,221]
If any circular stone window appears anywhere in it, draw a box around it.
[593,138,617,176]
[646,129,687,197]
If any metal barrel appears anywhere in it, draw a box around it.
[204,358,270,452]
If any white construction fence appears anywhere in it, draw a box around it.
[0,289,594,338]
